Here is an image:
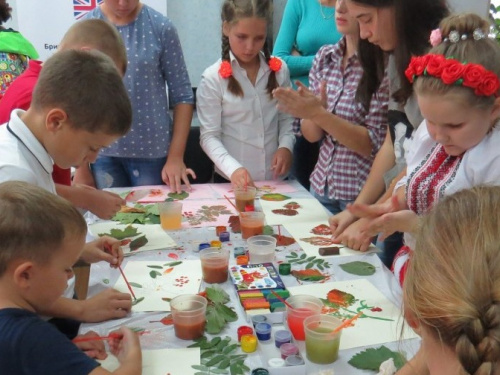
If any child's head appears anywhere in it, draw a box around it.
[406,13,500,156]
[30,49,132,169]
[0,0,11,26]
[59,19,127,76]
[346,0,448,105]
[334,0,358,38]
[220,0,278,98]
[0,181,87,308]
[404,185,500,374]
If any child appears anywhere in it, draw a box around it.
[349,13,500,284]
[273,0,388,215]
[401,186,500,374]
[0,181,142,374]
[0,49,133,332]
[197,0,295,187]
[0,19,127,220]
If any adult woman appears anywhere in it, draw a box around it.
[273,0,342,190]
[328,0,448,266]
[85,0,195,193]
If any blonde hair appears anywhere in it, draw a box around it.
[414,13,500,110]
[221,0,277,98]
[0,181,87,276]
[404,186,500,375]
[60,19,127,75]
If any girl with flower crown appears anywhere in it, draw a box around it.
[349,13,500,289]
[272,0,389,215]
[197,0,295,188]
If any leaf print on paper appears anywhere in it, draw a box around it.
[260,193,291,201]
[311,224,332,236]
[300,236,336,246]
[167,190,189,200]
[185,205,233,226]
[98,224,141,240]
[272,208,298,216]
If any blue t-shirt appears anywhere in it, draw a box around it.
[85,5,194,159]
[0,308,99,375]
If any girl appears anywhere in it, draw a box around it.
[273,0,389,215]
[197,0,295,188]
[352,13,500,285]
[402,186,500,374]
[326,0,448,266]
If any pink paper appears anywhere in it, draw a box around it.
[181,199,238,228]
[210,180,299,198]
[125,185,218,203]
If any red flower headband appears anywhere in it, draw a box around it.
[218,57,282,79]
[405,54,500,97]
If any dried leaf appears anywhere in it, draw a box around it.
[130,235,148,251]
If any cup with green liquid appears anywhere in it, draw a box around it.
[304,314,342,364]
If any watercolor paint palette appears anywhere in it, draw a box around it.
[230,263,285,291]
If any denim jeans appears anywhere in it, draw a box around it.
[91,156,166,188]
[309,187,352,215]
[376,231,404,269]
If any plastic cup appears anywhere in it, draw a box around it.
[158,201,183,230]
[304,315,342,364]
[200,247,230,283]
[170,294,207,340]
[285,295,323,340]
[234,186,257,212]
[240,211,265,239]
[247,235,276,264]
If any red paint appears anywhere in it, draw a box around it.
[237,326,254,341]
[236,197,254,212]
[287,308,315,340]
[168,253,179,260]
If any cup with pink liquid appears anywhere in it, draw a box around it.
[284,294,323,340]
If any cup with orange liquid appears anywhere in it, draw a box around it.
[234,186,257,212]
[285,295,323,340]
[158,201,183,230]
[239,211,265,239]
[170,294,207,340]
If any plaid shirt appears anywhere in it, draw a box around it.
[307,38,389,201]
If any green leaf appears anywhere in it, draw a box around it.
[192,365,210,371]
[205,354,226,367]
[212,368,229,374]
[164,261,183,267]
[102,278,109,284]
[305,262,314,269]
[215,337,231,350]
[339,261,376,276]
[168,190,189,200]
[131,296,144,306]
[199,336,221,349]
[147,265,163,269]
[222,343,238,354]
[99,224,141,240]
[348,345,407,371]
[216,303,238,322]
[263,225,274,235]
[149,270,162,279]
[206,286,230,304]
[130,235,148,251]
[201,350,216,358]
[300,253,307,259]
[128,282,143,288]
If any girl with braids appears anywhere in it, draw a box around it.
[349,13,500,285]
[402,186,500,375]
[197,0,295,187]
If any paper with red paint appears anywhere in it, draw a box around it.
[260,198,329,225]
[121,185,219,202]
[181,199,237,228]
[210,180,299,198]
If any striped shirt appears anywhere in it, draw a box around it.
[307,38,389,201]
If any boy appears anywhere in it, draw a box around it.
[0,181,142,374]
[0,49,133,331]
[0,19,127,220]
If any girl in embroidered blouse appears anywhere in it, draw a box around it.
[400,186,500,375]
[349,13,500,286]
[197,0,295,188]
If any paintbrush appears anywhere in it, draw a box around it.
[72,333,121,343]
[271,290,294,309]
[104,244,137,300]
[224,194,239,212]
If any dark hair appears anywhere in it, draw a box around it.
[0,0,11,26]
[352,0,449,105]
[0,181,87,276]
[221,0,278,98]
[31,49,132,136]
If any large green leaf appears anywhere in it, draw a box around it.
[99,224,141,240]
[348,345,406,371]
[130,235,148,251]
[339,261,376,276]
[168,190,189,200]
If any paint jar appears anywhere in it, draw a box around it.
[304,314,342,364]
[240,211,265,239]
[255,322,272,341]
[170,294,207,340]
[219,231,230,242]
[285,294,323,340]
[285,355,304,366]
[274,330,292,348]
[278,263,291,276]
[198,242,211,251]
[236,255,249,265]
[247,235,276,264]
[210,240,222,249]
[241,334,258,353]
[251,369,269,375]
[268,358,286,368]
[200,247,229,283]
[280,342,299,360]
[234,186,257,212]
[234,246,246,257]
[215,225,227,236]
[251,314,267,327]
[237,325,254,342]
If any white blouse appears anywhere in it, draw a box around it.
[197,52,295,181]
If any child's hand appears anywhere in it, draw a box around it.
[360,209,419,241]
[230,168,255,188]
[271,148,292,179]
[80,289,132,322]
[108,327,142,371]
[332,217,375,252]
[81,236,123,268]
[162,156,196,194]
[329,209,358,239]
[72,331,108,360]
[273,82,325,120]
[76,185,125,220]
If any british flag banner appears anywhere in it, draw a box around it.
[16,0,166,61]
[73,0,104,20]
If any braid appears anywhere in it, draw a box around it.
[456,303,500,375]
[262,39,278,99]
[221,1,244,97]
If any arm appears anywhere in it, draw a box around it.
[272,0,315,78]
[73,164,96,187]
[159,18,195,193]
